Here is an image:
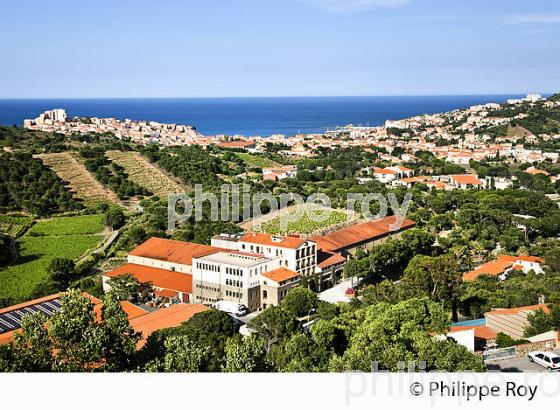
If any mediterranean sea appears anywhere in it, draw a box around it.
[0,95,525,136]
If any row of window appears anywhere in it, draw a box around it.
[226,267,242,276]
[196,262,220,272]
[195,284,220,292]
[296,246,316,259]
[225,290,241,298]
[225,278,243,288]
[241,243,284,257]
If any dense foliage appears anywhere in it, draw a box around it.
[0,152,81,215]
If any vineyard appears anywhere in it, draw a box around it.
[0,214,105,303]
[260,210,349,235]
[235,152,279,168]
[37,152,122,207]
[106,150,185,197]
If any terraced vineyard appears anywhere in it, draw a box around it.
[37,152,122,207]
[106,150,185,197]
[0,214,106,303]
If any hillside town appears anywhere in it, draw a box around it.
[1,91,560,375]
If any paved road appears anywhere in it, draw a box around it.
[319,277,361,304]
[486,349,560,372]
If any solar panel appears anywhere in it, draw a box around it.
[0,298,62,335]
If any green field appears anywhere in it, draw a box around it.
[235,153,279,168]
[0,214,34,236]
[0,214,105,302]
[261,210,348,235]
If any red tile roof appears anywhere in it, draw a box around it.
[463,255,544,281]
[216,141,255,149]
[104,263,193,293]
[486,304,550,316]
[449,325,497,340]
[130,303,208,348]
[310,215,416,252]
[451,174,482,185]
[119,301,148,320]
[261,267,300,283]
[129,237,222,266]
[240,232,306,249]
[317,250,346,269]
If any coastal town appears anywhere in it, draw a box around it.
[0,91,559,375]
[25,93,560,167]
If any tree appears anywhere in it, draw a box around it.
[524,305,560,337]
[222,335,267,372]
[107,273,140,301]
[338,298,484,372]
[10,313,53,371]
[103,208,125,230]
[47,258,76,290]
[182,309,237,369]
[400,254,462,321]
[98,292,140,370]
[162,336,207,372]
[281,287,318,317]
[48,289,101,371]
[248,306,298,353]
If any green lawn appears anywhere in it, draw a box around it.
[0,214,105,303]
[235,153,279,168]
[261,210,348,235]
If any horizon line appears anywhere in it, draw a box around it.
[0,92,553,100]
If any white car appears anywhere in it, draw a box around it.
[528,351,560,371]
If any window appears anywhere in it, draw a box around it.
[262,290,268,299]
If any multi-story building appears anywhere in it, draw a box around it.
[211,233,317,279]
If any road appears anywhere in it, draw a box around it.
[486,349,560,372]
[319,277,360,304]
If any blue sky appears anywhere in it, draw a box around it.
[1,0,560,98]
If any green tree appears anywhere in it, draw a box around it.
[103,208,126,230]
[107,273,141,301]
[400,254,462,321]
[10,313,53,371]
[47,258,77,290]
[162,336,208,372]
[281,287,318,317]
[248,306,298,353]
[338,298,484,371]
[98,292,140,370]
[49,289,101,371]
[222,335,267,372]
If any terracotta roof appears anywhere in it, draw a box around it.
[486,304,550,316]
[450,325,497,340]
[451,174,482,185]
[129,237,222,266]
[525,167,549,176]
[239,233,306,249]
[216,141,255,148]
[317,250,346,269]
[119,301,148,320]
[310,216,416,252]
[463,255,544,281]
[104,263,193,293]
[261,267,300,283]
[373,167,398,175]
[154,289,179,299]
[130,303,208,348]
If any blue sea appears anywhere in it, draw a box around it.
[0,95,524,136]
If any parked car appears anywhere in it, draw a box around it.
[528,351,560,371]
[214,300,248,317]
